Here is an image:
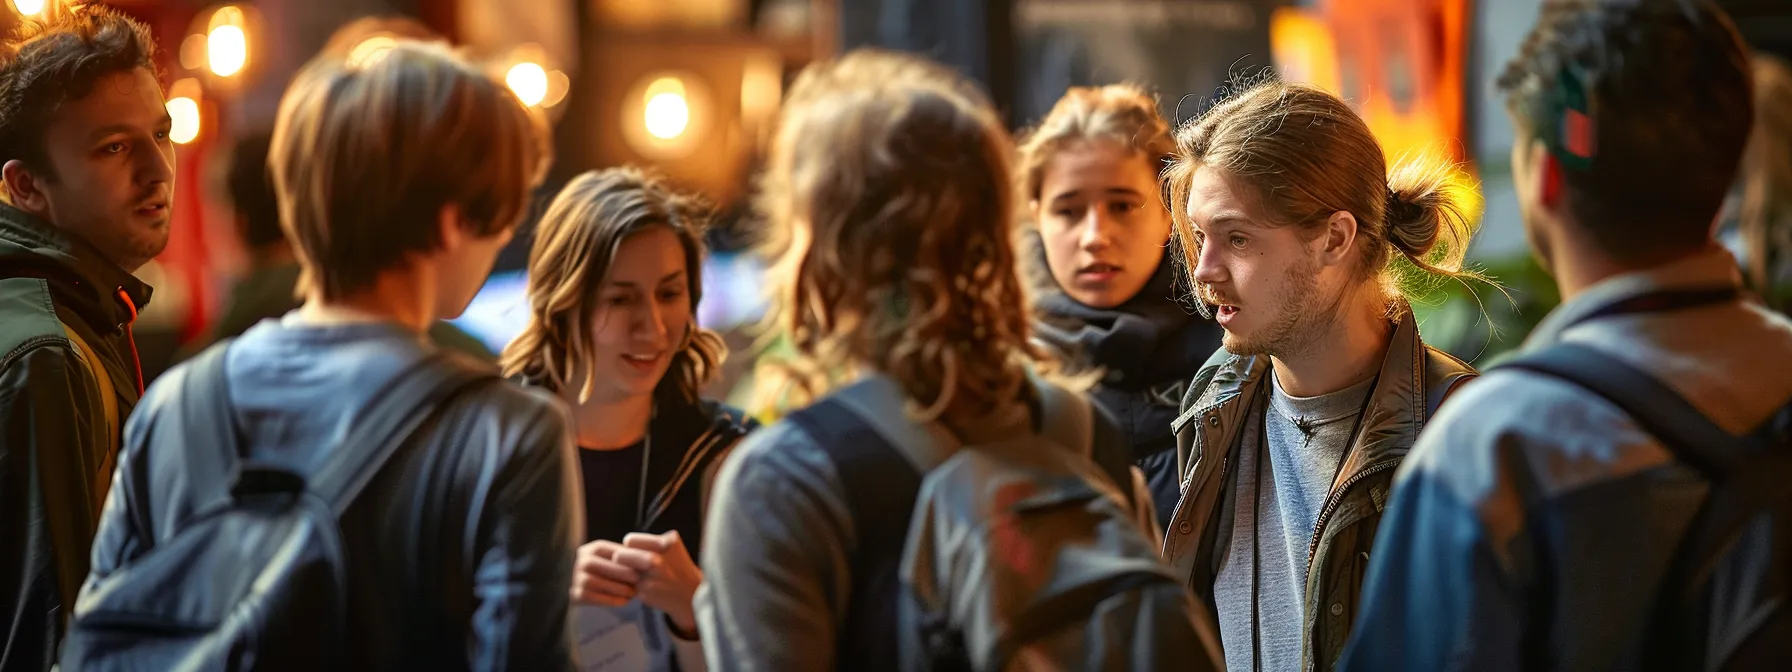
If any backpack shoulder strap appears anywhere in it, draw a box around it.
[784,397,922,544]
[1034,380,1093,456]
[308,352,494,514]
[1499,342,1792,670]
[1496,342,1768,476]
[177,341,243,510]
[1035,380,1134,508]
[784,398,919,671]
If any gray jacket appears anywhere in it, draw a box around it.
[693,374,1164,672]
[1341,248,1792,671]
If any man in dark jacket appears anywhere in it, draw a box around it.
[80,42,582,669]
[0,9,171,670]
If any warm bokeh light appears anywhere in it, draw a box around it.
[166,97,200,145]
[180,34,207,72]
[643,77,690,139]
[506,61,548,107]
[542,70,571,108]
[645,92,690,139]
[12,0,45,17]
[207,24,247,77]
[347,36,397,68]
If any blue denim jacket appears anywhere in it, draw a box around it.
[84,317,583,670]
[1342,248,1792,671]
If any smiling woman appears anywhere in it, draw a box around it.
[499,167,755,672]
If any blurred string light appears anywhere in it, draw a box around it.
[506,61,549,107]
[166,98,200,144]
[166,78,203,145]
[179,33,207,71]
[12,0,46,18]
[643,77,689,140]
[621,71,706,159]
[206,6,248,78]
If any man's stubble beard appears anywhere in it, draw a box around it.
[1222,253,1336,361]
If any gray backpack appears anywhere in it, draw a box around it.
[787,376,1215,671]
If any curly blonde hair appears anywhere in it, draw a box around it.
[501,167,725,404]
[756,50,1039,422]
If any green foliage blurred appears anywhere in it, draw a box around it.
[1410,249,1560,367]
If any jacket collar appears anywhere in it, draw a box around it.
[1526,246,1744,349]
[1188,305,1432,481]
[0,202,153,334]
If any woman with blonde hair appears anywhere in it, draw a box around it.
[502,167,754,671]
[1018,83,1223,525]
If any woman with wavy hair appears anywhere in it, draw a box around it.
[693,50,1180,671]
[502,167,754,671]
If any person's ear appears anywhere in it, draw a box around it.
[3,159,50,216]
[1317,210,1359,268]
[1538,147,1565,211]
[436,204,465,252]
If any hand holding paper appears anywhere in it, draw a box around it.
[617,530,703,637]
[572,539,641,607]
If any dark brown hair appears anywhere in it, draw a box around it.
[1166,80,1482,308]
[269,41,550,300]
[501,167,725,404]
[225,130,282,251]
[1498,0,1751,262]
[0,3,157,180]
[758,50,1040,423]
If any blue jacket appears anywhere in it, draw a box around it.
[84,317,583,670]
[1342,248,1792,671]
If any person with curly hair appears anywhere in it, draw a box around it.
[693,50,1197,671]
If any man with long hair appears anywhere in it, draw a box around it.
[1159,79,1483,670]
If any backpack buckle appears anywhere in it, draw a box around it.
[231,465,308,506]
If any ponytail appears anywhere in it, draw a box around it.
[1383,157,1479,282]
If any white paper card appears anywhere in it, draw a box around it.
[574,600,671,672]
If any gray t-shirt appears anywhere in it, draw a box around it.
[1213,372,1375,672]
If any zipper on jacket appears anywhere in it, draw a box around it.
[1305,458,1401,570]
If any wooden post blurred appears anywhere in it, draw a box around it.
[810,0,837,60]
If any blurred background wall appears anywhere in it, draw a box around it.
[15,0,1789,396]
